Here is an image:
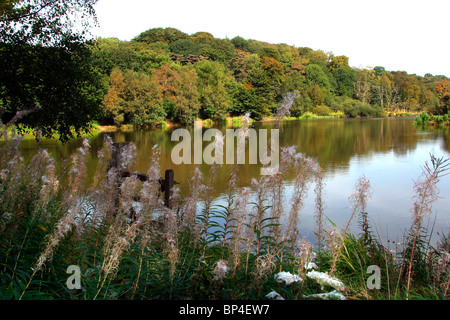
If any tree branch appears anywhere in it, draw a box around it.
[0,0,62,24]
[0,103,41,137]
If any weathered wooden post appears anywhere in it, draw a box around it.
[108,142,176,209]
[164,169,174,209]
[108,142,128,171]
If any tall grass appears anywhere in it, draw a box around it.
[0,132,449,300]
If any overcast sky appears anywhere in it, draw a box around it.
[92,0,450,77]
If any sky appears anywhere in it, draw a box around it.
[92,0,450,77]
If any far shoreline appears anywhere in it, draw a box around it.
[1,111,422,142]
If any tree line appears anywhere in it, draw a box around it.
[94,27,450,126]
[1,1,449,141]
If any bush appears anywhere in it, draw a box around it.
[312,105,331,116]
[341,100,382,118]
[330,111,345,118]
[299,112,316,119]
[413,112,431,125]
[432,115,444,124]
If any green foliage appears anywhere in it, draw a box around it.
[245,57,286,118]
[374,66,386,76]
[168,32,236,63]
[0,0,102,141]
[312,105,331,116]
[339,99,383,118]
[306,64,331,89]
[333,67,356,97]
[298,112,317,119]
[415,112,450,127]
[195,60,232,121]
[122,70,166,126]
[83,29,450,127]
[228,82,259,118]
[91,38,173,75]
[231,36,250,52]
[414,112,431,125]
[0,42,104,141]
[174,65,201,124]
[133,27,188,44]
[0,0,98,46]
[2,22,449,136]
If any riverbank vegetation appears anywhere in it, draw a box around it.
[1,134,449,300]
[414,112,450,127]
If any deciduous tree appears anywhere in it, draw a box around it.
[102,67,125,126]
[175,65,200,124]
[0,0,101,141]
[122,70,165,126]
[195,60,232,120]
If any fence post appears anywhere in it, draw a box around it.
[108,142,175,209]
[164,169,174,209]
[108,142,128,171]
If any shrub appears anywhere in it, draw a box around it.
[413,112,431,125]
[312,105,331,116]
[299,112,316,119]
[432,115,444,124]
[330,111,345,119]
[341,100,382,118]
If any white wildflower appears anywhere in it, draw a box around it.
[306,271,345,291]
[303,290,346,300]
[274,271,303,285]
[305,262,318,270]
[265,290,285,300]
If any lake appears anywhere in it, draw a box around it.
[17,117,450,247]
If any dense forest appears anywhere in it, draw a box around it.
[92,27,450,127]
[1,14,450,139]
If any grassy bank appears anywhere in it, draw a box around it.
[1,110,424,143]
[414,112,450,127]
[0,122,103,142]
[0,132,449,300]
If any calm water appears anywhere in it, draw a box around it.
[17,118,450,245]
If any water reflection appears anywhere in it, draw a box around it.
[14,118,450,244]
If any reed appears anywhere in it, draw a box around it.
[0,136,449,300]
[404,154,450,299]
